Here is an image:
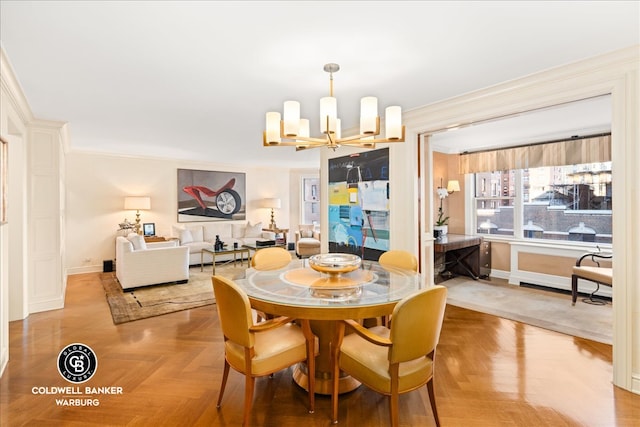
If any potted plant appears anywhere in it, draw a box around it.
[434,186,450,237]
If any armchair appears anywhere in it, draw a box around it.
[212,275,317,426]
[331,286,447,427]
[295,224,321,258]
[115,235,189,290]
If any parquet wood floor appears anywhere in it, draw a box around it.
[1,272,638,426]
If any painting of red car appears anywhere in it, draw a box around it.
[178,169,246,221]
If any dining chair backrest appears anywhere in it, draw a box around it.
[378,250,418,272]
[388,285,447,364]
[212,275,255,348]
[251,246,292,270]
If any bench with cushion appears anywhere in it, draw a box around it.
[571,251,612,305]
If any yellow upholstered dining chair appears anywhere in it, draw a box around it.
[250,246,292,321]
[250,246,292,270]
[331,285,447,427]
[212,275,317,426]
[378,249,418,272]
[365,250,419,327]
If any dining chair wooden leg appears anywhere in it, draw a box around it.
[389,364,400,427]
[331,321,346,424]
[301,319,316,413]
[426,377,441,427]
[216,360,230,408]
[243,375,255,426]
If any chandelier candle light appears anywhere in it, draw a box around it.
[264,63,405,151]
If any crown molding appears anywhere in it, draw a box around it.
[0,46,34,126]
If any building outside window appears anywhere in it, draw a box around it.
[474,161,612,243]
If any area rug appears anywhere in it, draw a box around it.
[443,276,613,344]
[102,265,247,324]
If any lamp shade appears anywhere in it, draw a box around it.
[265,112,282,144]
[447,180,461,193]
[124,196,151,210]
[262,198,281,209]
[385,106,402,140]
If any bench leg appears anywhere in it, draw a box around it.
[571,274,578,306]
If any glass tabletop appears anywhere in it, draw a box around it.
[242,242,286,250]
[236,258,424,308]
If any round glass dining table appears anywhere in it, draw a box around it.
[235,257,425,394]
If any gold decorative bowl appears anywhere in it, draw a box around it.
[308,253,361,276]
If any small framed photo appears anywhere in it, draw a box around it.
[143,223,156,237]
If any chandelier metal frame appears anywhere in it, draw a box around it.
[263,63,405,151]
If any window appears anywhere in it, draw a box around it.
[302,177,320,225]
[474,162,612,243]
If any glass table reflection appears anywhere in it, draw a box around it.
[235,257,425,394]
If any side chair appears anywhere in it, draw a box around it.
[212,275,317,426]
[250,246,292,321]
[378,249,418,272]
[250,246,292,270]
[365,249,419,327]
[331,285,447,427]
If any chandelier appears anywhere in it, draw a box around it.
[263,63,405,151]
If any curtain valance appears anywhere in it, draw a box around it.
[458,134,611,174]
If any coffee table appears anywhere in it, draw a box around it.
[243,242,287,264]
[201,246,250,274]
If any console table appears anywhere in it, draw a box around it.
[263,226,289,245]
[434,234,482,281]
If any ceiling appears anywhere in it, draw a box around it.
[1,1,638,168]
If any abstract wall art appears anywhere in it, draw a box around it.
[327,148,389,261]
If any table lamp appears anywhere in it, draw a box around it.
[124,196,151,235]
[262,198,281,229]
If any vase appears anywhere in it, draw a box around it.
[433,225,448,237]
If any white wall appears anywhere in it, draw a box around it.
[64,152,295,274]
[1,47,31,375]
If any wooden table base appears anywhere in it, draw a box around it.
[292,363,360,395]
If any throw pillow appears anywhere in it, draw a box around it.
[189,226,204,243]
[179,229,194,244]
[127,233,147,251]
[244,222,263,238]
[300,229,313,238]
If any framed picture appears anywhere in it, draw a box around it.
[177,169,246,222]
[143,223,156,236]
[328,148,389,260]
[1,137,7,224]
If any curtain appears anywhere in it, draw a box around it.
[459,134,611,174]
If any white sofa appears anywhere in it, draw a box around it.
[172,222,276,266]
[115,234,190,290]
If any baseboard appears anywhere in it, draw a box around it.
[29,296,64,314]
[0,346,8,378]
[632,373,640,394]
[67,265,103,275]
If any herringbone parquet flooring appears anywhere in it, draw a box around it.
[1,272,638,426]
